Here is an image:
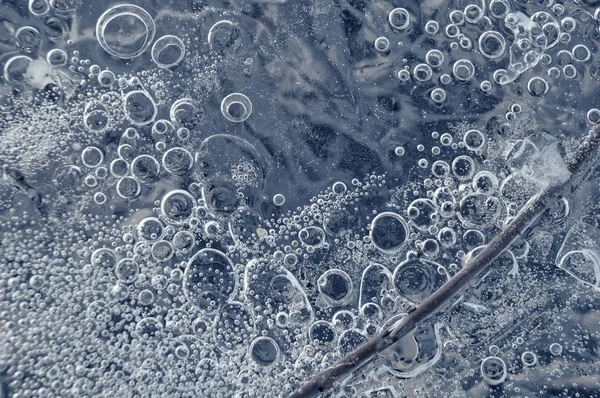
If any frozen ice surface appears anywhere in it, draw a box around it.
[1,0,600,397]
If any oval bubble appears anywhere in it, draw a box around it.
[84,100,110,133]
[161,189,195,224]
[361,302,382,320]
[472,171,499,194]
[481,356,507,385]
[116,177,140,199]
[221,93,252,123]
[208,20,242,51]
[338,329,368,355]
[370,212,408,253]
[438,227,457,247]
[359,263,393,309]
[299,226,326,248]
[162,147,193,176]
[91,248,117,270]
[572,44,591,63]
[46,48,67,66]
[458,194,501,228]
[332,310,356,330]
[16,26,42,54]
[452,59,475,82]
[115,258,139,283]
[521,351,537,367]
[123,90,157,126]
[464,4,483,23]
[44,17,69,42]
[407,199,437,232]
[425,49,444,68]
[183,249,235,311]
[151,240,173,262]
[29,0,50,17]
[463,229,485,250]
[173,231,195,253]
[332,181,347,194]
[431,88,446,103]
[310,321,336,345]
[413,64,433,82]
[374,37,390,53]
[489,0,509,19]
[93,192,107,204]
[151,119,173,138]
[317,269,353,303]
[170,98,202,130]
[425,20,439,35]
[98,70,115,87]
[550,343,562,356]
[463,129,485,151]
[54,165,82,192]
[432,161,450,178]
[136,217,163,242]
[452,155,475,180]
[135,317,163,340]
[81,146,104,168]
[478,31,506,60]
[389,8,411,30]
[130,155,160,183]
[96,4,155,59]
[151,35,185,68]
[393,258,448,303]
[249,336,279,366]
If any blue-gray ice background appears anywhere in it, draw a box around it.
[2,0,600,397]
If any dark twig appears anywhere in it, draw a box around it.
[289,125,600,398]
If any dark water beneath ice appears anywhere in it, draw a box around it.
[2,0,600,397]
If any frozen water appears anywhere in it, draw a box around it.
[1,0,600,397]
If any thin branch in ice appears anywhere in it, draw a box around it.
[288,124,600,398]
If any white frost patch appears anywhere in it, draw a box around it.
[508,133,572,190]
[25,57,57,89]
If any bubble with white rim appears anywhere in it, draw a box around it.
[478,31,506,60]
[221,93,252,123]
[374,37,390,52]
[46,48,67,66]
[370,212,408,254]
[480,356,507,385]
[208,20,242,51]
[96,4,155,59]
[273,194,286,206]
[452,59,475,82]
[151,35,185,69]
